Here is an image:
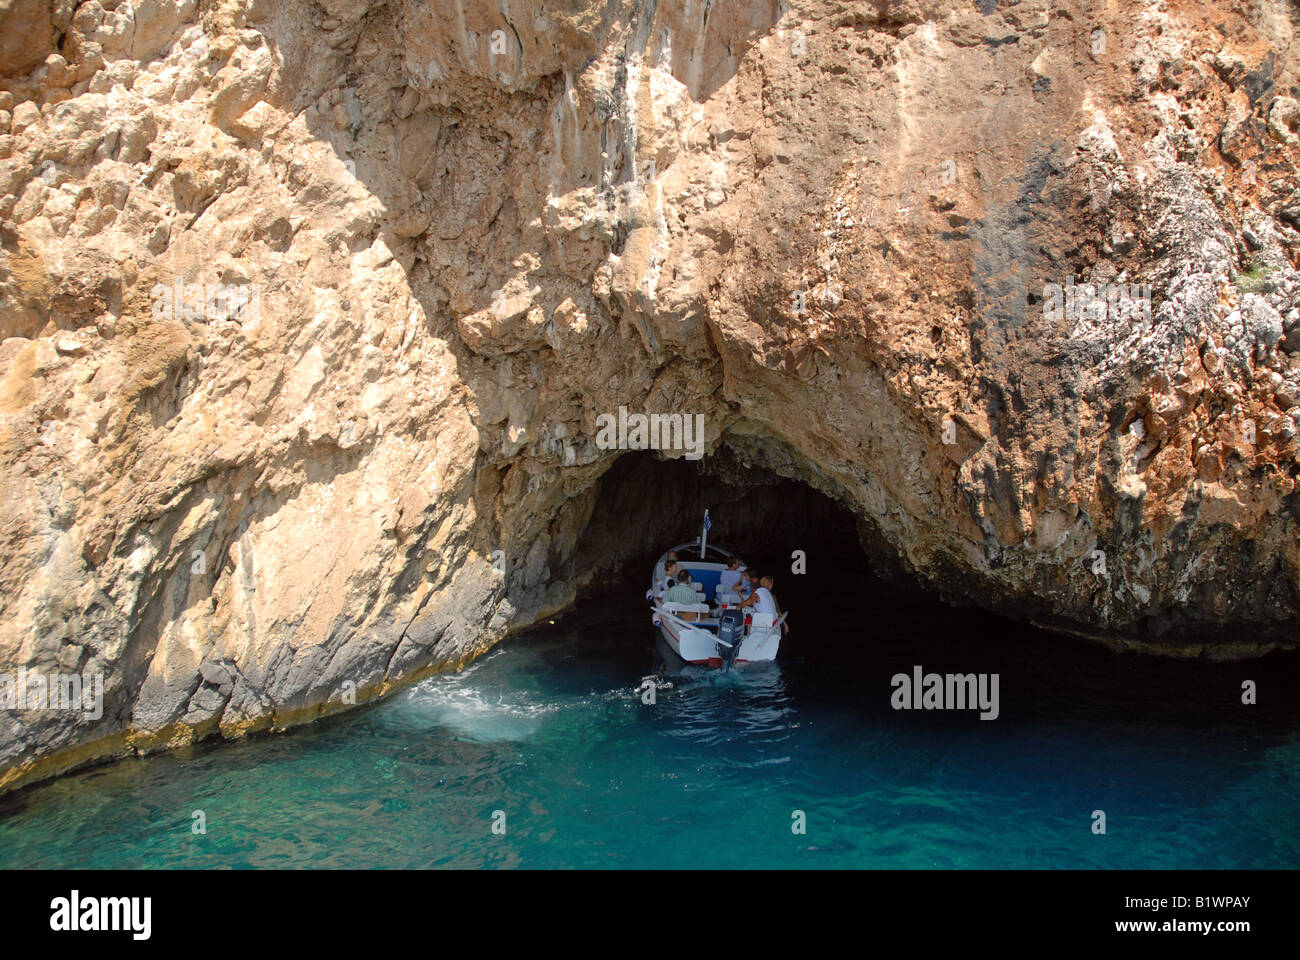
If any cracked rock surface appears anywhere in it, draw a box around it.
[1,0,1299,790]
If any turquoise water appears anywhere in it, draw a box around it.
[1,572,1297,869]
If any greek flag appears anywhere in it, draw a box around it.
[703,514,712,531]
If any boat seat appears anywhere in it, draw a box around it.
[663,601,711,622]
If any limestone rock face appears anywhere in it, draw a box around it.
[2,0,1299,789]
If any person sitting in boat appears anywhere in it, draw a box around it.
[733,567,756,600]
[648,559,680,606]
[735,572,764,610]
[759,575,788,636]
[653,550,679,587]
[736,573,784,635]
[664,570,702,620]
[719,558,743,593]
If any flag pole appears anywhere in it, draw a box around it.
[700,508,710,560]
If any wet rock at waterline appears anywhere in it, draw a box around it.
[1,0,1299,791]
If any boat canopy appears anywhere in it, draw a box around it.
[658,541,734,565]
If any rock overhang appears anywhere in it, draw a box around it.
[1,0,1299,792]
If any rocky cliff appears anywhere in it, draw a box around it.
[2,0,1298,791]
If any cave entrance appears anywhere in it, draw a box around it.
[533,442,945,693]
[567,447,874,618]
[550,443,999,685]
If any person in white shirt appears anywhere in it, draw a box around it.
[648,558,680,607]
[652,560,680,599]
[737,574,786,634]
[758,576,787,635]
[652,551,678,588]
[718,559,742,592]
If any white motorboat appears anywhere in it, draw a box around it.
[648,510,785,669]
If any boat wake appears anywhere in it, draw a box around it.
[384,648,566,743]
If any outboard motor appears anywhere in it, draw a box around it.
[717,608,745,672]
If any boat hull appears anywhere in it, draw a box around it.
[655,618,780,667]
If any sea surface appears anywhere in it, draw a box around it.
[1,568,1297,869]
